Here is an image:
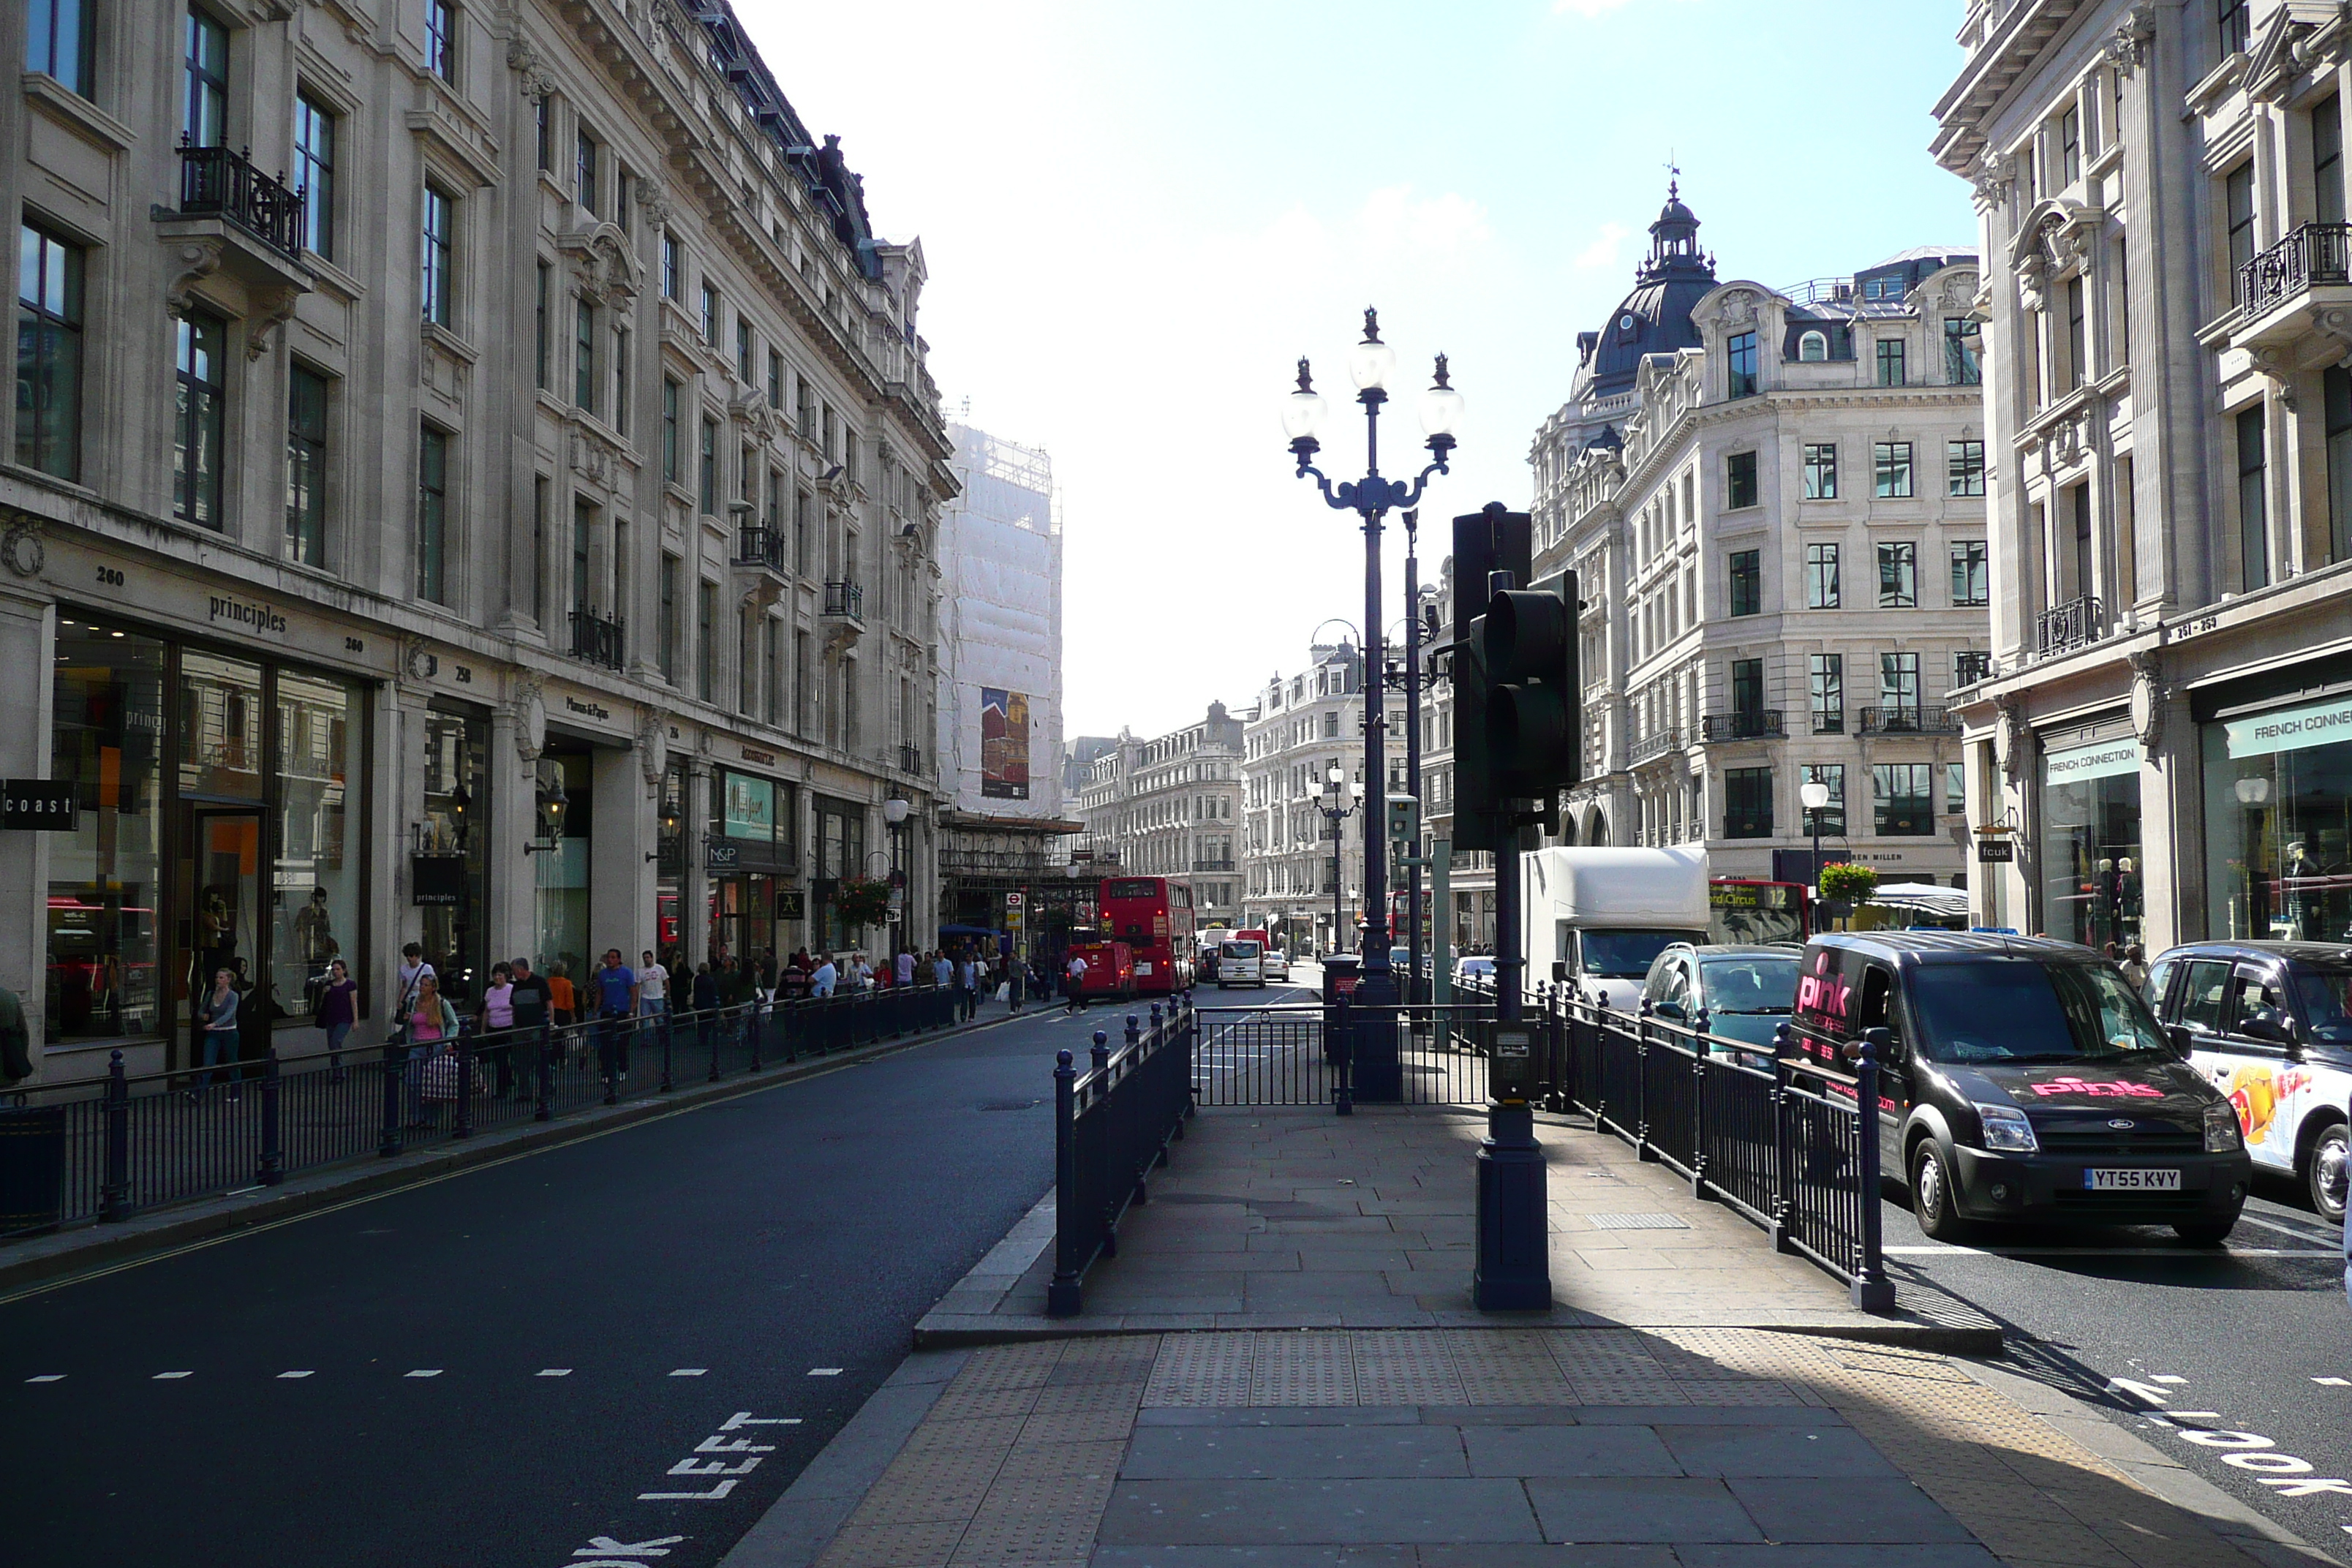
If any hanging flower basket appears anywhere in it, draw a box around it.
[834,875,895,930]
[1817,863,1880,905]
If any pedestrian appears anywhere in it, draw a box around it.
[638,949,671,1020]
[477,961,517,1098]
[0,981,28,1086]
[692,960,720,1012]
[1065,951,1088,1013]
[316,958,358,1071]
[395,941,434,1029]
[849,951,872,991]
[198,966,240,1091]
[896,947,916,988]
[932,949,952,989]
[757,948,777,1000]
[957,951,979,1022]
[403,971,458,1126]
[547,960,576,1029]
[1008,953,1025,1014]
[510,957,552,1095]
[591,948,638,1087]
[811,953,838,998]
[2120,942,2150,995]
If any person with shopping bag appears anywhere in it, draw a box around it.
[403,972,459,1128]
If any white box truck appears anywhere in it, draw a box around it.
[1519,845,1711,1010]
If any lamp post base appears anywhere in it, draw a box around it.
[1474,1101,1550,1311]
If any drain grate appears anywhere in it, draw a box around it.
[1583,1212,1692,1231]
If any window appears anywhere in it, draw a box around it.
[1874,763,1934,836]
[1727,331,1758,397]
[2317,96,2345,227]
[1873,441,1914,498]
[421,184,453,327]
[1944,317,1981,385]
[535,97,550,173]
[1809,653,1844,734]
[1724,766,1772,839]
[1955,650,1994,687]
[2220,0,2251,57]
[1800,763,1845,835]
[1727,550,1760,617]
[736,318,754,383]
[286,365,328,566]
[611,328,629,435]
[570,497,589,615]
[533,262,549,391]
[1861,273,1907,302]
[1874,338,1907,387]
[530,475,547,621]
[696,580,715,703]
[1805,543,1839,608]
[575,128,598,214]
[2238,404,2269,589]
[27,0,94,97]
[2071,482,2093,597]
[2059,104,2081,186]
[661,233,679,299]
[658,554,679,683]
[2114,238,2130,364]
[1950,540,1989,606]
[1797,330,1828,362]
[1880,652,1920,712]
[764,617,782,726]
[1877,541,1917,607]
[2226,162,2257,299]
[794,489,812,574]
[573,299,595,412]
[293,96,336,257]
[2328,366,2352,565]
[15,224,83,482]
[2065,275,2087,388]
[766,349,783,410]
[1803,443,1837,500]
[701,282,720,344]
[424,0,456,82]
[794,630,810,736]
[698,415,718,514]
[1947,439,1985,497]
[737,605,753,715]
[184,7,227,148]
[661,379,680,486]
[1726,450,1758,509]
[173,310,225,528]
[1946,761,1967,816]
[1730,657,1764,720]
[417,424,449,603]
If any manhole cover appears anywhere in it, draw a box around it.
[1583,1213,1690,1231]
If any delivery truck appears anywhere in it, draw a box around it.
[1519,845,1711,1010]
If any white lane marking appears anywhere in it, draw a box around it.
[668,1368,707,1376]
[2314,1376,2351,1386]
[573,1537,683,1559]
[2152,1375,2187,1384]
[405,1369,441,1378]
[807,1366,842,1376]
[26,1374,64,1383]
[1885,1245,2338,1257]
[720,1412,801,1428]
[637,1479,739,1500]
[2231,1210,2341,1245]
[538,1368,573,1377]
[278,1371,314,1379]
[154,1371,192,1380]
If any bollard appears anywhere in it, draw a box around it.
[1124,1013,1141,1054]
[1852,1028,1896,1313]
[377,1039,405,1157]
[454,1024,475,1138]
[1046,1049,1082,1316]
[99,1050,130,1221]
[535,1020,555,1122]
[1090,1028,1110,1074]
[257,1047,284,1186]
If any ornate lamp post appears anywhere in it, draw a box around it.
[1285,309,1461,1009]
[1305,765,1357,957]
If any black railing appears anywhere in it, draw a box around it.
[1859,705,1959,735]
[1047,998,1197,1315]
[2239,221,2352,315]
[177,140,306,257]
[1,989,965,1239]
[823,580,864,620]
[2034,594,2104,660]
[569,607,625,670]
[1191,1000,1494,1109]
[734,525,786,573]
[1701,710,1783,741]
[1192,859,1235,872]
[1629,729,1678,762]
[897,742,922,774]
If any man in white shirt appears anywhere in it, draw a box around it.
[637,949,669,1017]
[956,953,979,1022]
[895,949,916,987]
[932,951,954,988]
[811,955,838,998]
[1065,953,1088,1014]
[396,942,436,1026]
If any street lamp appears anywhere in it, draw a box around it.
[1287,308,1460,1008]
[1800,778,1830,930]
[1307,766,1357,960]
[883,796,911,958]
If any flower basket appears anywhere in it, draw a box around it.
[1817,863,1880,905]
[834,875,894,930]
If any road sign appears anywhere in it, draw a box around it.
[1005,892,1025,908]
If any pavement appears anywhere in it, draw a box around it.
[715,1098,2340,1568]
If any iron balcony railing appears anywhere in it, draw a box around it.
[1193,859,1235,872]
[2239,222,2352,316]
[1700,710,1783,742]
[733,524,786,573]
[2034,594,2105,660]
[1629,729,1679,763]
[1859,706,1959,736]
[568,607,625,671]
[823,580,864,620]
[897,742,922,775]
[177,140,306,257]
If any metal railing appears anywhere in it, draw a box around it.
[2239,221,2352,315]
[569,607,625,670]
[823,580,864,620]
[2033,594,2104,660]
[177,140,306,257]
[1629,729,1679,763]
[1192,999,1494,1109]
[1048,998,1196,1315]
[733,525,786,573]
[1,987,965,1238]
[1701,710,1783,741]
[1858,706,1959,735]
[897,742,922,774]
[1192,859,1235,872]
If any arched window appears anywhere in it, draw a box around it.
[1798,331,1828,362]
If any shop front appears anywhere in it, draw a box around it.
[2037,727,2144,951]
[2203,687,2352,943]
[46,610,369,1073]
[707,767,798,965]
[413,702,489,1005]
[530,746,594,981]
[810,794,867,954]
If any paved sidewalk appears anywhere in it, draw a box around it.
[918,1105,1993,1349]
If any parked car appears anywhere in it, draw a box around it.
[1261,948,1291,982]
[1216,939,1266,990]
[1640,943,1801,1067]
[2145,941,2352,1222]
[1788,931,2250,1245]
[1454,956,1496,991]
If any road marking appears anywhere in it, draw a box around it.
[1885,1244,2339,1257]
[2152,1375,2187,1384]
[539,1368,573,1376]
[807,1366,842,1376]
[278,1370,314,1379]
[405,1369,441,1378]
[2315,1377,2351,1387]
[573,1537,683,1559]
[26,1374,63,1383]
[668,1368,707,1376]
[154,1371,192,1379]
[2231,1210,2341,1245]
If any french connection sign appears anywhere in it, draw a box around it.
[2043,738,2140,785]
[2224,694,2352,759]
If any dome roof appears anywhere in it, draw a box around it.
[1579,183,1717,399]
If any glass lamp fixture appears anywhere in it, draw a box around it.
[1349,309,1397,391]
[1418,355,1465,437]
[1800,780,1831,812]
[1283,358,1328,440]
[2236,776,2272,805]
[883,797,911,826]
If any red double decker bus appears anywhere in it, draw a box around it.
[1098,877,1197,995]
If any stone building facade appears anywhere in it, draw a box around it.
[1071,707,1245,929]
[1241,644,1369,956]
[1934,0,2352,949]
[5,0,951,1082]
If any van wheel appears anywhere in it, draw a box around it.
[1910,1141,1971,1243]
[2307,1123,2348,1224]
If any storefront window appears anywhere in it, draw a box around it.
[421,706,489,1002]
[532,749,591,979]
[2205,694,2352,942]
[46,620,167,1042]
[269,671,360,1026]
[813,794,866,953]
[181,651,264,801]
[2040,736,2143,951]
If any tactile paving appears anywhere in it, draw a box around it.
[1448,1329,1577,1404]
[1141,1330,1254,1406]
[1248,1331,1357,1406]
[1581,1211,1692,1229]
[1350,1330,1466,1406]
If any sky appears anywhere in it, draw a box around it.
[745,0,1981,742]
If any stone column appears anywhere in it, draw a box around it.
[681,759,711,971]
[0,586,54,1076]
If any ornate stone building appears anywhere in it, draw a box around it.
[1072,708,1245,930]
[4,0,951,1082]
[1241,644,1369,955]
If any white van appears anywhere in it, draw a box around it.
[1520,845,1711,1009]
[1216,939,1265,989]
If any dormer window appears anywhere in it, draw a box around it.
[1798,331,1828,362]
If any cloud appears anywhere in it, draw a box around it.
[1573,222,1631,270]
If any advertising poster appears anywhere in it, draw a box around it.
[981,688,1030,799]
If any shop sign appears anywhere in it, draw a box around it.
[1976,837,2015,863]
[1,779,78,831]
[410,854,466,906]
[774,889,805,919]
[2043,737,2140,785]
[2223,693,2352,759]
[705,839,742,873]
[723,773,775,839]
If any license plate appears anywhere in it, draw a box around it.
[1137,963,1152,976]
[2084,1168,2182,1191]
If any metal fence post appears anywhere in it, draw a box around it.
[1634,1000,1654,1161]
[454,1024,475,1138]
[378,1040,404,1157]
[1047,1048,1082,1316]
[257,1046,284,1186]
[535,1021,555,1122]
[749,997,764,1071]
[1155,1003,1180,1139]
[660,1010,676,1093]
[99,1051,130,1221]
[1688,1030,1707,1202]
[710,1006,726,1081]
[1090,1030,1114,1256]
[1852,1027,1896,1313]
[1333,992,1354,1117]
[1769,1022,1795,1254]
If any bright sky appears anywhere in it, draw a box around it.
[749,0,1979,742]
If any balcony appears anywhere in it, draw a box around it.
[2033,594,2106,661]
[1700,710,1783,742]
[733,524,787,574]
[823,580,864,621]
[568,608,625,671]
[2235,223,2352,356]
[1628,729,1680,764]
[178,142,306,257]
[1859,706,1960,736]
[897,742,922,775]
[1193,859,1236,872]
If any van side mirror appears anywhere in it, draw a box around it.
[2164,1022,2195,1058]
[1654,1000,1685,1022]
[1552,961,1569,983]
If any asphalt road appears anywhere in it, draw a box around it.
[0,998,1151,1568]
[1884,1168,2352,1552]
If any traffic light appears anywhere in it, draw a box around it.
[1482,569,1581,804]
[1386,793,1419,847]
[1449,505,1531,853]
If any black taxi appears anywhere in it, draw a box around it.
[1788,932,2251,1243]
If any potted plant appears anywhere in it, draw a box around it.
[1816,862,1878,930]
